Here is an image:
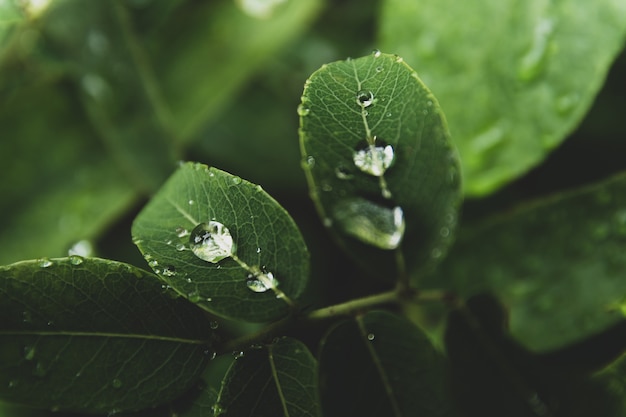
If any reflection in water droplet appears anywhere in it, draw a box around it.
[356,90,374,108]
[189,221,235,263]
[246,271,279,293]
[176,227,189,238]
[332,198,405,250]
[353,140,395,177]
[39,259,53,268]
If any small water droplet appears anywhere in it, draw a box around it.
[431,248,443,259]
[256,247,261,253]
[162,266,176,277]
[188,199,195,205]
[246,271,279,293]
[232,176,242,185]
[148,259,158,268]
[39,258,53,268]
[367,333,375,341]
[210,321,219,330]
[440,227,450,238]
[175,243,186,251]
[394,55,404,63]
[232,351,245,359]
[189,221,235,263]
[376,66,384,73]
[176,227,189,238]
[323,218,333,227]
[306,155,316,168]
[69,255,84,265]
[518,18,554,82]
[356,90,374,108]
[386,112,392,118]
[335,166,354,180]
[112,378,122,389]
[353,139,395,177]
[81,73,110,101]
[186,277,193,283]
[187,291,202,303]
[297,103,311,116]
[206,297,213,302]
[332,198,405,250]
[372,49,382,58]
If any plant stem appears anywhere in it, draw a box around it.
[218,287,457,354]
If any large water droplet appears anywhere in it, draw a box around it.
[189,221,235,263]
[356,90,374,108]
[246,271,279,293]
[332,198,405,250]
[353,140,395,177]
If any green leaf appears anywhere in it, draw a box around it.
[131,162,310,322]
[214,337,320,417]
[0,257,213,414]
[380,0,626,196]
[424,172,626,351]
[299,52,462,281]
[153,0,323,142]
[318,310,453,417]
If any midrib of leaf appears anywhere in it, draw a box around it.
[0,330,208,345]
[356,316,403,417]
[268,345,291,417]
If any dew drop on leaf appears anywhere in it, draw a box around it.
[353,140,395,177]
[356,90,374,107]
[367,333,375,341]
[246,271,279,293]
[372,49,382,58]
[332,198,405,250]
[162,266,176,277]
[297,103,311,116]
[69,255,84,265]
[189,221,235,263]
[39,258,53,268]
[175,227,189,238]
[111,379,122,389]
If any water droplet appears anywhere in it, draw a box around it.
[367,333,375,341]
[306,155,316,168]
[210,321,219,330]
[69,255,84,265]
[187,291,202,303]
[518,18,554,82]
[356,90,374,108]
[8,380,17,388]
[189,221,235,263]
[323,218,333,227]
[321,182,332,192]
[112,378,122,389]
[246,271,279,293]
[372,49,382,58]
[188,199,195,205]
[186,277,193,283]
[297,103,310,116]
[394,55,404,63]
[232,351,245,359]
[353,140,395,177]
[23,346,35,360]
[386,112,392,118]
[555,93,580,115]
[256,247,261,254]
[148,259,158,268]
[232,176,242,185]
[175,243,186,251]
[431,248,443,259]
[335,166,354,180]
[39,258,53,268]
[162,266,176,277]
[332,199,405,250]
[176,227,189,238]
[440,227,450,238]
[376,66,384,73]
[81,73,110,101]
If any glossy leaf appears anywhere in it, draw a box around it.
[318,310,453,417]
[380,0,626,196]
[214,337,320,417]
[131,162,310,322]
[0,257,213,414]
[299,52,462,281]
[424,172,626,351]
